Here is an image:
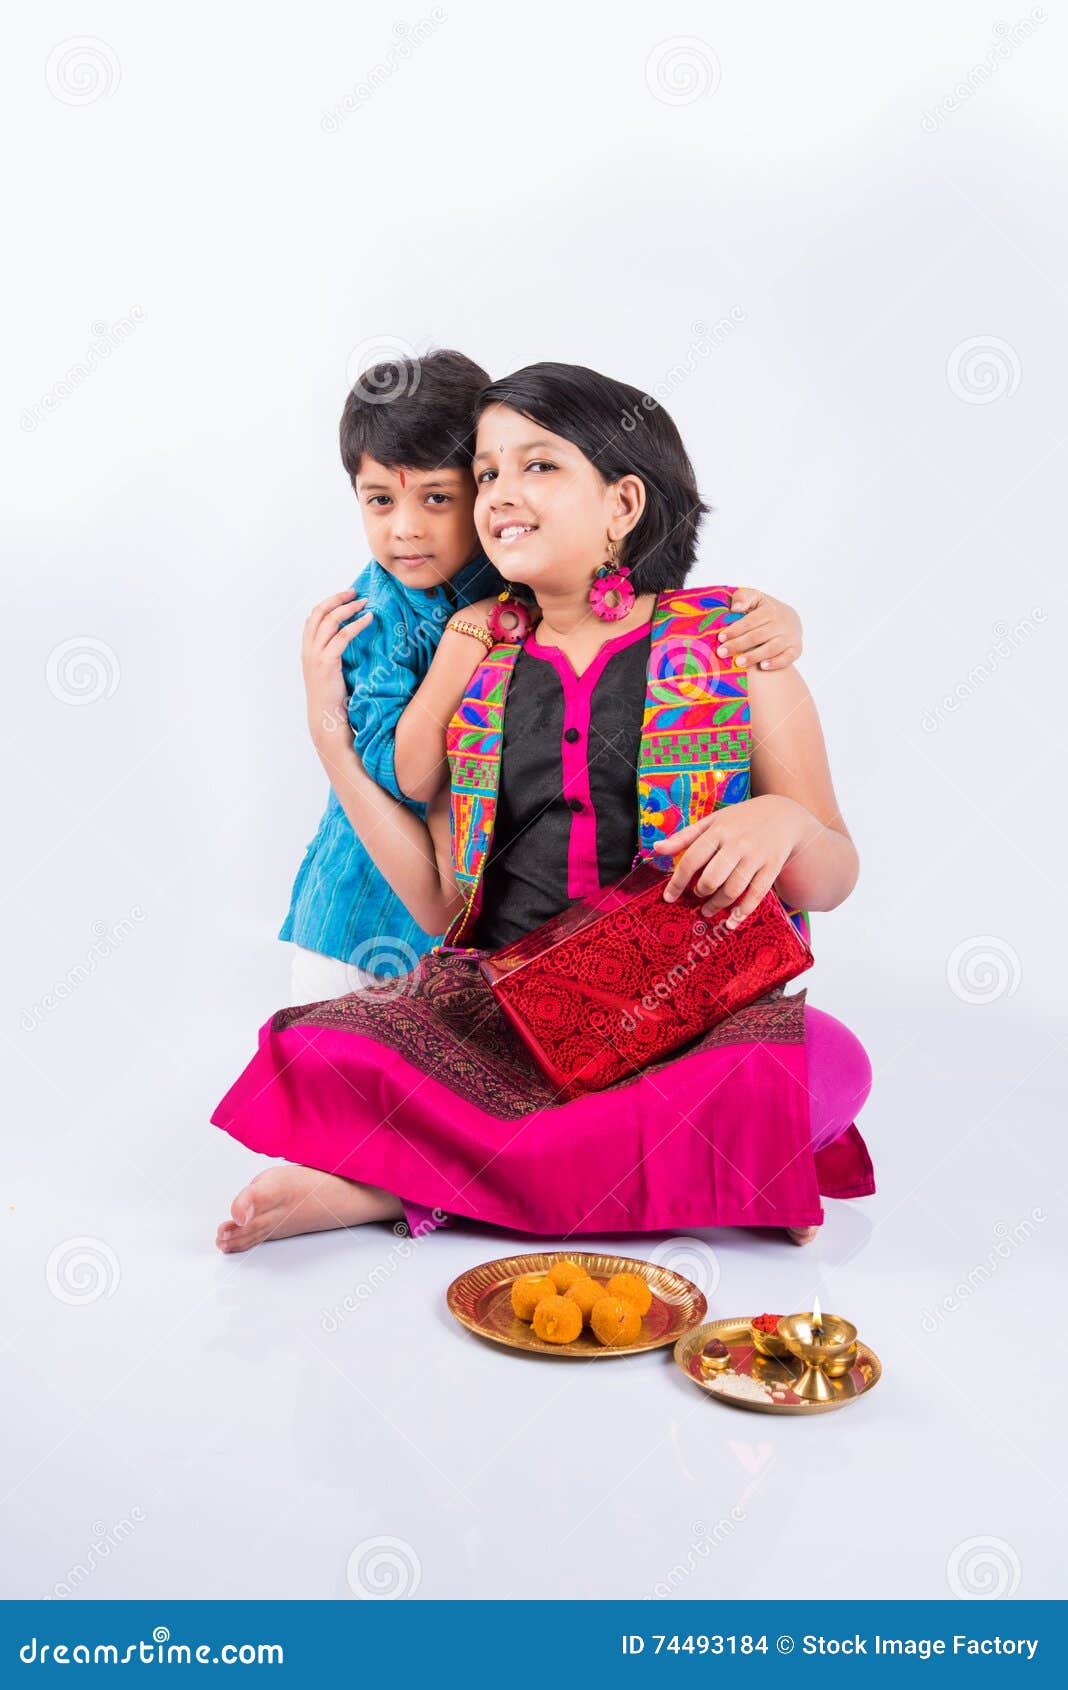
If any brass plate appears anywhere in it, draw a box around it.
[674,1317,882,1414]
[447,1251,707,1358]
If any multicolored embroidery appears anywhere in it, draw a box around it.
[443,588,810,946]
[637,586,750,856]
[445,644,520,887]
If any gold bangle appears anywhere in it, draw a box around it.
[447,619,495,652]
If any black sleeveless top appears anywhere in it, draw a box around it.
[472,620,652,951]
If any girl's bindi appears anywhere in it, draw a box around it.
[398,470,406,488]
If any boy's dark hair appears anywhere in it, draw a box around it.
[340,348,489,485]
[474,362,708,592]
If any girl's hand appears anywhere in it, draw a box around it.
[716,588,802,671]
[653,795,807,925]
[302,588,373,751]
[394,591,519,804]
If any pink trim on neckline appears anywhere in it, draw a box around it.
[523,619,652,899]
[526,615,653,675]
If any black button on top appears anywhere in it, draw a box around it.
[568,797,584,813]
[563,727,581,743]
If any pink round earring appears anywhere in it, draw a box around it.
[588,538,635,622]
[487,586,535,643]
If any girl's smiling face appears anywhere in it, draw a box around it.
[472,404,644,591]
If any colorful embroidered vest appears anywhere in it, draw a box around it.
[442,585,810,947]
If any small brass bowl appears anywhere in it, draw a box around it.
[750,1321,788,1359]
[699,1339,732,1374]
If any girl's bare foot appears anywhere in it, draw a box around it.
[786,1225,820,1246]
[216,1164,403,1254]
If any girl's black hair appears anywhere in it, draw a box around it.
[340,347,490,484]
[474,362,709,591]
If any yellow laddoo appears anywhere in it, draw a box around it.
[532,1294,584,1344]
[563,1277,604,1324]
[548,1259,589,1293]
[509,1275,556,1322]
[605,1272,653,1316]
[590,1295,643,1347]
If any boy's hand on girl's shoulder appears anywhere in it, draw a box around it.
[717,587,803,671]
[302,587,373,752]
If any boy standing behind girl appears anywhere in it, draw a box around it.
[280,348,802,1002]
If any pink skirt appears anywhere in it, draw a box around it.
[211,953,874,1237]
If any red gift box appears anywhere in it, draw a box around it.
[479,862,813,1100]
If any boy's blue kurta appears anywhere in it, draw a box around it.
[279,551,503,970]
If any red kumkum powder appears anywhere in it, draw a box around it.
[752,1313,784,1335]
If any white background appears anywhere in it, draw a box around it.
[2,0,1064,1602]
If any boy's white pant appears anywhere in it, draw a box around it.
[286,944,378,1007]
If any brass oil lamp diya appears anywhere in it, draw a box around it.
[777,1296,859,1403]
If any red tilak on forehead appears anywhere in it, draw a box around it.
[398,469,406,488]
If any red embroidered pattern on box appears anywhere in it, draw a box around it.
[480,862,813,1099]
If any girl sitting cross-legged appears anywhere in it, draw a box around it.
[213,362,874,1255]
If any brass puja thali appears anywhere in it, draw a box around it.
[447,1251,707,1358]
[675,1317,882,1414]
